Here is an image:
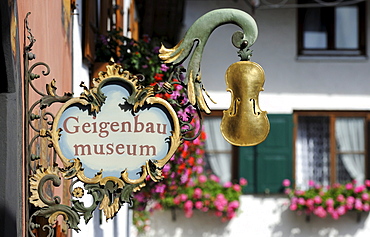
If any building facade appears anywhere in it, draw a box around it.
[146,0,370,236]
[2,0,370,236]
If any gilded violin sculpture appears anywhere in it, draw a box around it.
[221,61,270,146]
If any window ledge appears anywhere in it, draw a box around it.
[296,55,368,62]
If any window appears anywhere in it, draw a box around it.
[294,111,370,190]
[297,0,366,57]
[203,111,234,184]
[82,0,138,64]
[204,113,293,194]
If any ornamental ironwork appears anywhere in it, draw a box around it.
[25,8,269,235]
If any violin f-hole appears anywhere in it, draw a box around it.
[250,98,260,116]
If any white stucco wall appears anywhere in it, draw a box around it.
[142,195,370,237]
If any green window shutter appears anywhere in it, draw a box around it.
[239,114,293,194]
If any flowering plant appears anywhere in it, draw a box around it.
[95,31,247,233]
[95,29,166,86]
[133,106,247,232]
[283,179,370,219]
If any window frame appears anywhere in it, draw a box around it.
[293,110,370,186]
[297,0,366,58]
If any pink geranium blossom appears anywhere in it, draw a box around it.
[193,188,202,199]
[282,179,291,187]
[239,177,248,186]
[223,181,232,188]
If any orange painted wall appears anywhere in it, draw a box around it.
[18,1,74,235]
[18,0,73,96]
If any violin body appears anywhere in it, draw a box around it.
[220,61,270,146]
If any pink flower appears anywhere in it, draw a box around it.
[198,175,207,183]
[284,188,291,194]
[308,180,315,187]
[346,203,354,210]
[362,193,370,201]
[210,174,220,183]
[345,183,353,190]
[155,184,166,194]
[365,180,370,187]
[355,199,363,211]
[306,199,314,208]
[347,196,355,204]
[179,194,188,202]
[195,201,203,210]
[193,137,201,145]
[162,164,170,173]
[290,203,298,211]
[337,205,346,215]
[223,181,232,188]
[239,177,248,186]
[326,198,334,207]
[194,166,203,174]
[282,179,291,187]
[160,64,169,72]
[331,211,339,220]
[363,203,370,212]
[173,196,181,205]
[214,194,228,211]
[229,200,240,209]
[314,206,327,218]
[298,198,305,205]
[227,210,236,219]
[291,197,298,204]
[193,188,202,199]
[355,185,365,193]
[326,206,334,214]
[313,196,322,204]
[337,194,345,202]
[233,184,241,192]
[184,200,193,210]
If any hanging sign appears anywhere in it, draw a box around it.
[53,78,179,179]
[47,64,181,221]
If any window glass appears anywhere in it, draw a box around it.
[335,6,358,49]
[296,116,330,190]
[303,8,328,49]
[295,112,367,190]
[203,117,232,184]
[335,117,365,184]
